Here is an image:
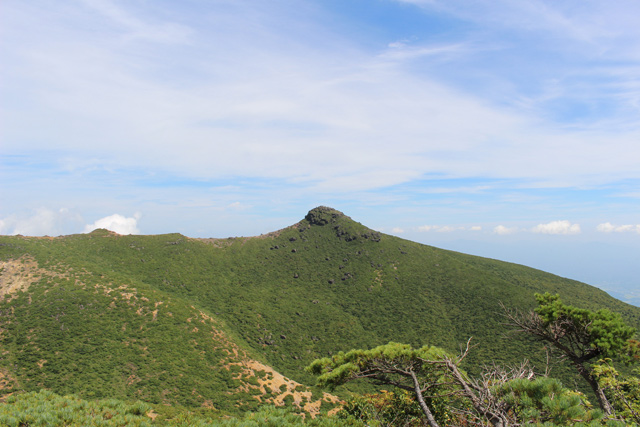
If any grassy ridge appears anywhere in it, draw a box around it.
[1,206,639,409]
[0,240,334,414]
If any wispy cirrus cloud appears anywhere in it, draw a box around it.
[379,41,468,62]
[394,0,640,131]
[3,0,640,199]
[78,0,193,44]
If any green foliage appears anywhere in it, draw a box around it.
[336,390,431,426]
[493,376,603,425]
[307,342,452,389]
[535,293,637,360]
[308,342,469,426]
[216,405,364,426]
[307,339,640,426]
[0,390,362,427]
[0,389,153,426]
[515,293,639,415]
[592,360,640,423]
[0,265,286,413]
[1,207,640,417]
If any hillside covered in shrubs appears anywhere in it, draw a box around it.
[1,207,639,425]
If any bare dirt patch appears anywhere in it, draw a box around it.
[192,307,340,416]
[0,368,18,399]
[236,359,341,417]
[0,256,47,300]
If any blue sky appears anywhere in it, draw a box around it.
[1,0,639,304]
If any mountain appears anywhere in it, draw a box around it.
[1,206,639,415]
[0,243,338,416]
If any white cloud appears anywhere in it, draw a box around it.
[0,208,83,236]
[391,227,405,234]
[597,222,615,233]
[417,225,474,232]
[494,225,518,235]
[84,213,141,235]
[4,0,640,198]
[470,226,482,231]
[2,0,640,248]
[531,220,581,235]
[597,222,640,233]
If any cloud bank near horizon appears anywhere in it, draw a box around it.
[597,222,640,234]
[0,208,82,237]
[84,213,142,235]
[531,220,581,235]
[0,209,141,236]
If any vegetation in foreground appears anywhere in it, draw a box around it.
[0,390,361,427]
[1,294,639,426]
[308,294,640,426]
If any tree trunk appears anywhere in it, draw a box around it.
[444,359,507,427]
[573,359,614,416]
[409,370,441,427]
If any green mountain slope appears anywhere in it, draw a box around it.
[1,206,638,409]
[0,245,337,415]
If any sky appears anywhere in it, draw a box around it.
[1,0,639,305]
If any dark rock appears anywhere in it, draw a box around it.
[305,206,345,226]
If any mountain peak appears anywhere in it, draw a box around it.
[88,228,122,237]
[304,206,346,226]
[303,206,381,242]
